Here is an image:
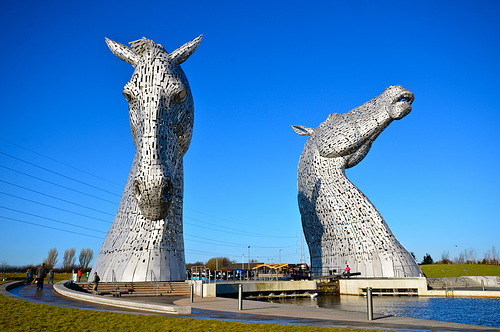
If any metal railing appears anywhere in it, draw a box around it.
[464,267,488,288]
[442,267,472,289]
[111,270,119,295]
[151,270,159,296]
[420,268,445,290]
[310,266,342,277]
[420,267,439,278]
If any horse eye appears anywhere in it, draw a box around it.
[123,91,133,102]
[176,90,187,102]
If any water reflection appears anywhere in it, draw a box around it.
[260,294,500,328]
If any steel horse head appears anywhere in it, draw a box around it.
[107,36,201,221]
[91,35,201,282]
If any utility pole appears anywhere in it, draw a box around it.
[300,232,306,264]
[248,246,251,280]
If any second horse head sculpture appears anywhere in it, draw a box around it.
[293,85,422,278]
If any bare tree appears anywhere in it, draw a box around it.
[440,250,451,264]
[464,248,476,263]
[0,261,8,273]
[492,245,498,263]
[62,248,76,272]
[484,245,499,264]
[78,248,94,271]
[43,248,59,270]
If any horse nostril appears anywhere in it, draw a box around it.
[162,179,173,202]
[133,180,142,200]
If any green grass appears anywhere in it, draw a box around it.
[420,264,500,278]
[0,280,387,332]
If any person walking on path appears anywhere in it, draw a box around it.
[36,263,48,290]
[26,267,34,285]
[77,269,82,282]
[92,272,100,295]
[47,269,54,284]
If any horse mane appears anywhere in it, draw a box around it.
[129,37,165,57]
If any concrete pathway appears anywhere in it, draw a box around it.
[173,296,500,331]
[2,281,499,331]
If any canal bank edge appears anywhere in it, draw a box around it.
[339,277,500,297]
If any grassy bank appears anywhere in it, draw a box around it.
[420,264,500,278]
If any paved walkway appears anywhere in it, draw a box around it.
[3,282,499,331]
[172,296,500,331]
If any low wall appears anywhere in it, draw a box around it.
[421,289,500,297]
[339,277,427,295]
[216,280,317,296]
[340,277,500,297]
[190,280,216,297]
[464,276,500,288]
[54,281,191,314]
[188,280,317,297]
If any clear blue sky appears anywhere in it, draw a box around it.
[1,0,498,268]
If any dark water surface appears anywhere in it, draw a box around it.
[260,294,500,328]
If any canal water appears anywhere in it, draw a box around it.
[261,294,500,328]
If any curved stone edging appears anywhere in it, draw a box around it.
[0,280,27,299]
[53,281,191,314]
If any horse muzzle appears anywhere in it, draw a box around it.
[133,167,173,221]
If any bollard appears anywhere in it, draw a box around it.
[367,287,373,321]
[238,284,243,311]
[190,283,194,303]
[481,279,485,291]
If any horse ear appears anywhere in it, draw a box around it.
[105,38,139,67]
[292,125,314,136]
[170,35,202,64]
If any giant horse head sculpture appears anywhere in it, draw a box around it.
[91,35,201,282]
[293,85,422,278]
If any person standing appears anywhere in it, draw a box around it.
[92,272,100,295]
[344,265,351,277]
[26,267,34,285]
[36,263,48,290]
[47,269,54,284]
[77,269,82,282]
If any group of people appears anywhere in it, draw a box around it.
[25,263,54,289]
[26,264,100,294]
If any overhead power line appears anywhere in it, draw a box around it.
[0,191,112,224]
[184,216,296,239]
[184,234,295,249]
[0,215,105,240]
[0,205,107,234]
[0,151,120,197]
[0,164,119,205]
[0,179,115,217]
[0,137,122,187]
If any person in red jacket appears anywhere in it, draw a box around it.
[344,265,351,277]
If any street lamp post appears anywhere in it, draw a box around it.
[248,246,251,280]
